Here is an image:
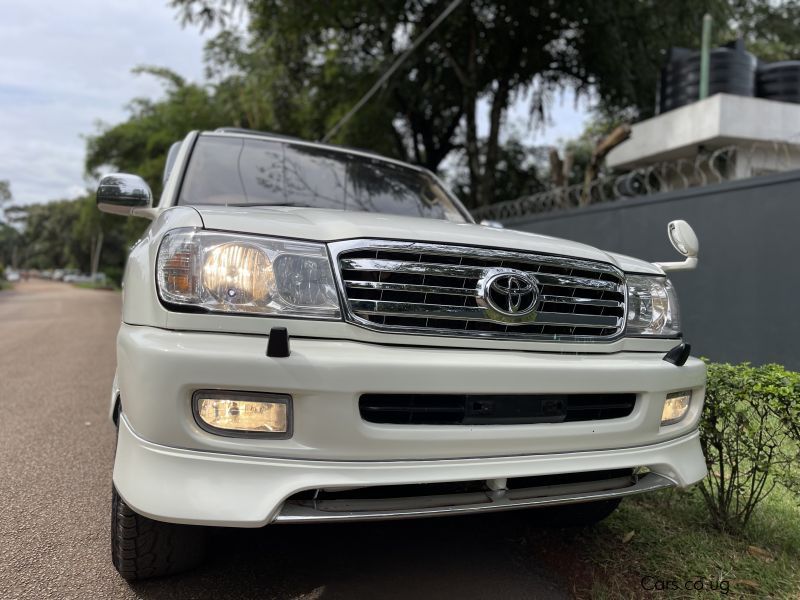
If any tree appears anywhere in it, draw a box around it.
[170,0,753,208]
[450,136,549,202]
[0,180,11,222]
[86,1,800,213]
[85,66,227,198]
[72,196,129,279]
[10,200,83,270]
[4,195,128,281]
[85,67,233,247]
[730,0,800,62]
[0,181,19,269]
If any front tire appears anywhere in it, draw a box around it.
[111,487,206,581]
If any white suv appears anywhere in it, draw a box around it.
[99,128,706,580]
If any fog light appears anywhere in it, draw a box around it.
[193,391,292,438]
[661,390,691,426]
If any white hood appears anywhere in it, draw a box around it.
[193,206,662,274]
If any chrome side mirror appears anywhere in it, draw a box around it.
[96,173,153,216]
[480,219,504,229]
[654,220,699,272]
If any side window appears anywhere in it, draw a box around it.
[162,141,183,186]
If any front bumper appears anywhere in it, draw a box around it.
[115,415,706,527]
[116,325,707,461]
[113,324,707,527]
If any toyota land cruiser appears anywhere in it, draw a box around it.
[98,128,706,580]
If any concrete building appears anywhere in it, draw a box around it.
[606,94,800,189]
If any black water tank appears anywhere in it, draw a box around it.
[659,40,757,113]
[757,61,800,103]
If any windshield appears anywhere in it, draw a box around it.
[178,134,470,223]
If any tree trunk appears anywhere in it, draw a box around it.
[463,5,480,208]
[477,78,509,207]
[580,124,631,205]
[91,230,104,277]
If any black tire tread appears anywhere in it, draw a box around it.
[111,487,206,581]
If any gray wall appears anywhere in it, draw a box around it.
[506,171,800,369]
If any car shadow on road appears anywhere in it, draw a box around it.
[130,510,576,600]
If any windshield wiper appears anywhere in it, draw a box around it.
[225,201,314,208]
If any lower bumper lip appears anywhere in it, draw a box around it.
[273,472,676,523]
[113,415,707,528]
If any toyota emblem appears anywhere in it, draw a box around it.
[483,271,539,316]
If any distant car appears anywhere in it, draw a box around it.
[98,128,707,581]
[65,273,110,285]
[52,269,65,281]
[5,270,20,282]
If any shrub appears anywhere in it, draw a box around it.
[103,266,124,287]
[773,368,800,448]
[698,362,799,533]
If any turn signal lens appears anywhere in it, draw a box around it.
[158,243,199,301]
[193,391,291,437]
[661,390,692,426]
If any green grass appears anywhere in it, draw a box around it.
[574,486,800,599]
[0,279,12,291]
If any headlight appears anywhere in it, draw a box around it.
[156,229,341,319]
[625,275,680,337]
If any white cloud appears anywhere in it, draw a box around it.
[0,0,212,205]
[0,1,589,206]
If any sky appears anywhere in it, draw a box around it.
[0,0,589,206]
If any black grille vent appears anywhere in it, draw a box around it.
[359,393,636,425]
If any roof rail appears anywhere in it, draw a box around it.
[213,127,303,142]
[210,127,426,173]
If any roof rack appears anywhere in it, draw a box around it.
[213,127,303,142]
[210,127,426,173]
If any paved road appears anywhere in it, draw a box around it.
[1,281,572,600]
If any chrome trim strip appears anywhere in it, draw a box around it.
[337,240,624,275]
[540,295,622,308]
[342,257,487,279]
[328,239,628,343]
[532,272,620,292]
[345,280,477,296]
[274,472,675,523]
[342,257,621,292]
[349,299,621,328]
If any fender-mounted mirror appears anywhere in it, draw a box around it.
[654,220,699,272]
[667,220,699,257]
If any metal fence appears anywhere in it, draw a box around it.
[473,141,800,221]
[505,169,800,370]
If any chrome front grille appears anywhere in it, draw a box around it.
[331,240,626,341]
